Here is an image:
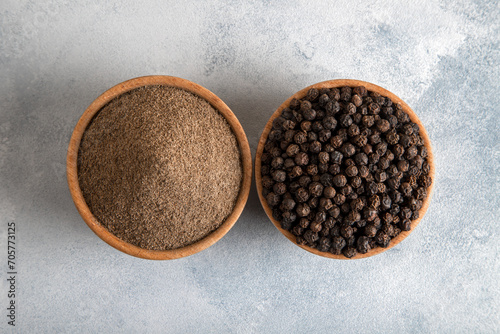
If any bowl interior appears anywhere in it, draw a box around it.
[67,75,252,260]
[255,79,435,259]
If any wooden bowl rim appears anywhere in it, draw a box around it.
[255,79,435,259]
[67,75,252,260]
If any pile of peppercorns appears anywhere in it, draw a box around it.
[260,86,432,258]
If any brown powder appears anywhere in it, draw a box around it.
[77,85,242,250]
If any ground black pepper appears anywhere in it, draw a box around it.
[79,85,242,250]
[260,85,432,258]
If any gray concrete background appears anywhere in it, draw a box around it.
[0,0,498,332]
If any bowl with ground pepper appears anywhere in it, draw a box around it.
[256,79,434,259]
[67,76,252,260]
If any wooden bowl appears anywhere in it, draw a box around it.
[255,79,435,259]
[67,75,252,260]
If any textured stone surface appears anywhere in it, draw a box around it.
[0,0,498,332]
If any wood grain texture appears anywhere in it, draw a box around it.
[255,79,435,260]
[67,76,252,260]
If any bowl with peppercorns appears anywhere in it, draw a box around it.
[255,79,434,259]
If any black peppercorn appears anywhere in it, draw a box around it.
[357,236,371,254]
[307,131,318,142]
[340,185,353,196]
[318,129,332,142]
[340,86,352,101]
[269,146,281,158]
[291,226,304,236]
[289,182,301,194]
[300,100,312,112]
[283,129,295,142]
[322,116,337,130]
[298,175,311,187]
[294,152,309,166]
[298,218,310,228]
[295,236,306,245]
[295,187,309,203]
[364,224,377,238]
[332,174,347,188]
[341,143,356,157]
[339,114,353,128]
[303,108,317,121]
[296,203,311,217]
[400,219,411,231]
[271,157,284,169]
[400,207,412,220]
[307,141,321,154]
[408,175,418,189]
[300,121,312,132]
[303,230,319,245]
[340,224,354,238]
[285,144,299,157]
[373,170,387,183]
[273,182,287,196]
[416,187,427,200]
[311,121,323,133]
[261,175,274,189]
[377,183,386,194]
[293,131,307,145]
[320,186,335,199]
[333,193,346,205]
[340,202,351,214]
[349,177,361,190]
[283,158,295,170]
[288,166,303,179]
[330,135,343,149]
[318,93,330,106]
[305,164,318,176]
[357,165,369,179]
[306,88,319,101]
[316,152,328,165]
[400,182,412,197]
[345,165,358,177]
[375,231,391,248]
[281,198,296,211]
[376,119,391,133]
[369,132,382,145]
[325,99,341,114]
[363,206,378,221]
[268,129,283,141]
[399,134,412,148]
[351,94,363,107]
[405,145,418,160]
[330,236,346,255]
[342,246,357,258]
[368,102,380,115]
[266,192,280,207]
[345,102,356,115]
[353,86,367,96]
[289,98,300,110]
[329,152,342,165]
[311,174,328,188]
[338,128,349,139]
[309,182,324,198]
[282,119,296,131]
[272,116,286,130]
[271,170,286,182]
[318,197,333,211]
[314,211,327,223]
